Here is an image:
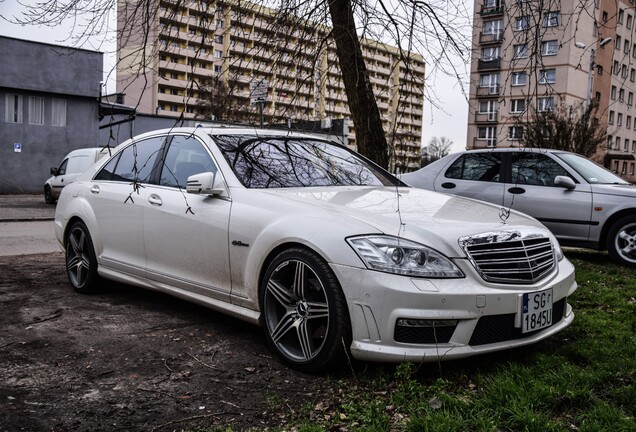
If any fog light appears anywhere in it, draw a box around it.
[396,319,459,328]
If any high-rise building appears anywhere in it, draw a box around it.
[117,0,426,172]
[468,0,636,182]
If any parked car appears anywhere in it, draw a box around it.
[54,128,577,372]
[402,148,636,266]
[45,147,110,204]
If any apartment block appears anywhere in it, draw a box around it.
[468,0,636,182]
[117,0,425,171]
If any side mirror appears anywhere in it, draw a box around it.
[554,175,576,190]
[50,167,59,176]
[186,172,227,197]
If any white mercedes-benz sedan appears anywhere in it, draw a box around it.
[54,127,577,372]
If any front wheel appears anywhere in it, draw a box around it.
[607,215,636,266]
[65,221,102,293]
[260,247,351,373]
[44,186,55,204]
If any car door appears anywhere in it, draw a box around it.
[87,136,165,275]
[503,151,593,243]
[141,134,232,301]
[433,151,507,205]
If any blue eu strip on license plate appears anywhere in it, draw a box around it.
[522,288,553,333]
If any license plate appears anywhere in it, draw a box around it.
[522,288,553,333]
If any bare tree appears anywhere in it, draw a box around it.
[6,0,470,169]
[421,136,453,167]
[196,78,239,122]
[520,100,607,158]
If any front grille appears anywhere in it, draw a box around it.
[394,323,456,344]
[469,298,566,346]
[460,232,555,284]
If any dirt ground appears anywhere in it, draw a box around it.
[0,253,338,432]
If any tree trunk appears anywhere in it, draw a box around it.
[327,0,390,169]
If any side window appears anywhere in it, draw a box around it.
[445,153,502,182]
[56,159,69,176]
[94,137,165,182]
[511,153,569,186]
[159,136,217,188]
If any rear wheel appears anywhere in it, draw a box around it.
[44,186,55,204]
[607,215,636,267]
[260,247,351,373]
[65,221,102,293]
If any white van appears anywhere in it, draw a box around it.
[44,147,111,204]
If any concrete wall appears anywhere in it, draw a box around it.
[0,37,103,194]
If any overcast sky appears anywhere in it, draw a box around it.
[0,1,470,153]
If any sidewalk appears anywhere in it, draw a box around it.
[0,194,55,222]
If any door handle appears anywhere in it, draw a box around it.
[508,187,526,194]
[90,185,100,194]
[148,194,163,206]
[441,182,456,189]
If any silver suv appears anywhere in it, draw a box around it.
[403,148,636,266]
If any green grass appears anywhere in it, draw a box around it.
[294,250,636,431]
[198,250,636,431]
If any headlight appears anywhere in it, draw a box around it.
[553,239,564,261]
[347,235,464,278]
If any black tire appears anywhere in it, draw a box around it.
[44,186,55,205]
[607,215,636,267]
[259,247,351,373]
[65,221,102,293]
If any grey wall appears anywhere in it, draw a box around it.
[0,37,102,194]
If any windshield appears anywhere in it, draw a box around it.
[556,153,630,185]
[213,135,401,188]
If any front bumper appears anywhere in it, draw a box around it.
[331,256,577,363]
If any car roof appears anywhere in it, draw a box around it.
[457,147,571,155]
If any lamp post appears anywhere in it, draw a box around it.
[576,37,613,109]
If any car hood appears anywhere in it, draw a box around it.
[590,182,636,197]
[261,186,551,257]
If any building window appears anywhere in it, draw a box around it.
[628,116,632,129]
[602,11,608,22]
[618,9,625,24]
[625,40,631,54]
[616,35,622,51]
[630,163,634,176]
[510,99,527,113]
[216,19,224,29]
[477,126,497,146]
[214,35,223,44]
[597,65,603,75]
[544,11,560,27]
[614,161,619,173]
[513,43,529,59]
[541,40,558,56]
[214,65,222,73]
[508,126,524,140]
[615,137,621,150]
[481,46,500,61]
[614,60,620,74]
[511,72,527,86]
[620,88,625,101]
[483,19,503,37]
[631,68,636,82]
[618,113,623,126]
[539,69,556,84]
[5,94,23,123]
[630,92,635,106]
[214,49,223,58]
[622,161,627,175]
[51,99,66,127]
[479,73,500,93]
[515,16,531,31]
[28,96,44,125]
[609,110,615,124]
[537,97,553,112]
[611,85,617,100]
[622,64,629,78]
[625,138,630,151]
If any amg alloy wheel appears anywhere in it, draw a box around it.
[65,221,101,293]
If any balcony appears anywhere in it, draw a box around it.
[476,84,501,97]
[479,31,504,45]
[479,3,504,16]
[477,58,501,70]
[475,111,498,123]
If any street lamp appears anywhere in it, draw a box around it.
[576,37,613,109]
